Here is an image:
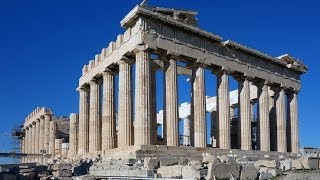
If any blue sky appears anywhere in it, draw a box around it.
[0,0,319,161]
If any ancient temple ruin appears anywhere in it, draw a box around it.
[20,4,307,163]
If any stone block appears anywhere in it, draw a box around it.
[53,163,72,171]
[160,157,179,167]
[300,157,319,170]
[178,157,189,165]
[258,167,282,179]
[181,165,201,179]
[207,162,241,179]
[202,154,220,164]
[280,160,292,171]
[254,159,279,168]
[136,145,157,150]
[144,157,160,169]
[156,145,168,150]
[167,146,187,151]
[291,159,303,170]
[188,160,203,169]
[240,165,258,180]
[157,165,183,178]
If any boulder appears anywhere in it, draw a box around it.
[280,160,292,171]
[160,157,179,167]
[254,159,279,168]
[157,165,183,178]
[181,165,201,179]
[207,162,241,179]
[240,165,258,180]
[144,157,160,170]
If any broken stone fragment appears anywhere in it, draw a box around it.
[159,157,179,167]
[157,165,183,178]
[144,157,160,170]
[254,159,279,168]
[240,165,258,180]
[206,162,241,179]
[181,165,201,179]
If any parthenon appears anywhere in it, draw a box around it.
[75,4,307,155]
[19,4,307,164]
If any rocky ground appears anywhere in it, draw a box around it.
[1,149,319,179]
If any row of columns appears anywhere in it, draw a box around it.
[76,50,300,156]
[22,114,54,163]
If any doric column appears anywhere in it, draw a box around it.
[27,126,32,162]
[150,64,158,145]
[39,117,44,154]
[288,91,299,153]
[31,122,36,155]
[183,116,191,145]
[69,113,79,156]
[274,87,287,153]
[238,77,252,150]
[35,119,40,155]
[78,87,89,154]
[44,114,51,154]
[102,71,116,150]
[89,80,101,152]
[269,95,277,151]
[165,58,179,146]
[217,71,230,149]
[257,82,270,151]
[49,121,56,157]
[118,60,133,147]
[192,65,206,148]
[134,49,151,145]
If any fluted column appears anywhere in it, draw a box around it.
[32,122,36,155]
[275,87,287,152]
[89,80,101,152]
[150,64,158,145]
[78,87,89,154]
[165,58,179,146]
[238,77,252,150]
[102,72,116,150]
[69,113,79,156]
[269,95,277,151]
[183,116,191,145]
[134,50,151,145]
[217,71,230,149]
[35,119,40,155]
[118,60,133,147]
[39,117,44,153]
[288,91,299,153]
[49,121,56,157]
[257,82,270,151]
[193,65,206,148]
[44,114,51,154]
[28,126,32,162]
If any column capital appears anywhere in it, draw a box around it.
[212,68,232,76]
[133,44,151,54]
[76,85,89,92]
[102,68,116,76]
[253,79,270,87]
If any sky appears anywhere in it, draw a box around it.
[0,0,319,162]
